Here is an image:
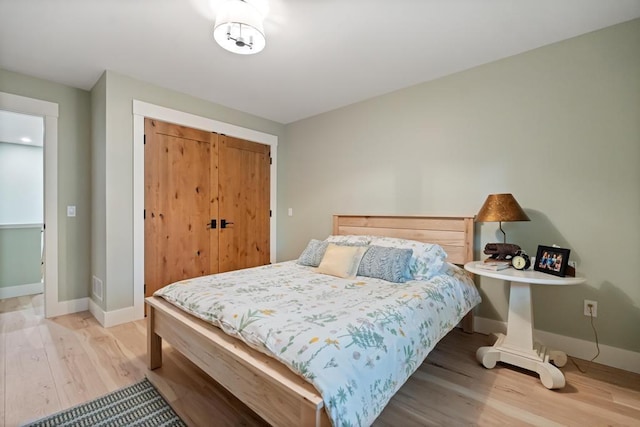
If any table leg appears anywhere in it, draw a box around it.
[476,280,567,389]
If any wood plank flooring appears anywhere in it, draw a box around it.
[1,294,639,426]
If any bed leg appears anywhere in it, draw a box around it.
[461,311,474,334]
[147,304,163,369]
[301,405,330,427]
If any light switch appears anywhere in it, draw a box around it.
[288,208,293,217]
[67,205,76,217]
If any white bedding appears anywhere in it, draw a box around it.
[155,261,481,426]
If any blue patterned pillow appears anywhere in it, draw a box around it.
[297,239,329,267]
[357,245,413,283]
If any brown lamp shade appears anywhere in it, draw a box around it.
[476,193,530,222]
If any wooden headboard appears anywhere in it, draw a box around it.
[333,214,474,265]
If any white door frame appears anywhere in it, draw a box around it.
[132,100,278,319]
[0,91,60,317]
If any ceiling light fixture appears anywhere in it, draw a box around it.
[213,0,266,55]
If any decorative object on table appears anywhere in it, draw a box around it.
[483,243,521,260]
[511,250,531,270]
[23,378,186,427]
[534,245,570,277]
[475,261,511,271]
[475,193,530,260]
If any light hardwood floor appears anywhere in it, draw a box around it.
[1,294,639,426]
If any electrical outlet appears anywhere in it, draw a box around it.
[584,299,597,317]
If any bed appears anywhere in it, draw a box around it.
[146,214,478,426]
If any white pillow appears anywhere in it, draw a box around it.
[316,243,368,279]
[369,236,447,280]
[325,234,372,246]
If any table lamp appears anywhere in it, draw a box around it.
[476,193,530,260]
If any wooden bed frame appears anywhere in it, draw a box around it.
[146,214,475,427]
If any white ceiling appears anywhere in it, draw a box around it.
[1,0,639,124]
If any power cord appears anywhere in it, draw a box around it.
[569,303,600,373]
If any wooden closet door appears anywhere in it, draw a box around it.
[218,135,271,272]
[144,119,218,298]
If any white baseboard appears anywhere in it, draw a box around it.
[89,299,144,328]
[474,316,640,374]
[88,298,106,326]
[0,282,44,299]
[46,296,89,318]
[19,286,135,327]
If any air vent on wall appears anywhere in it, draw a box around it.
[92,275,103,301]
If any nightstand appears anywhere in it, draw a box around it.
[464,262,586,389]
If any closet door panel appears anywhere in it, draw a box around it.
[218,135,270,273]
[144,119,216,298]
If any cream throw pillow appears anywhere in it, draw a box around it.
[316,243,367,279]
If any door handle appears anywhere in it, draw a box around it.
[220,219,234,229]
[207,219,217,229]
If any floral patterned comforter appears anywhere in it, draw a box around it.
[155,261,481,426]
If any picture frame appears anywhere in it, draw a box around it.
[534,245,571,277]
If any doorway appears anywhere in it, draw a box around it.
[0,91,59,317]
[0,110,44,299]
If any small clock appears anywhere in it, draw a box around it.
[512,251,531,270]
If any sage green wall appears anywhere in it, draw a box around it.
[0,227,41,287]
[0,68,92,301]
[281,19,640,352]
[90,72,107,310]
[97,71,285,311]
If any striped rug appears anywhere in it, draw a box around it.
[23,378,186,427]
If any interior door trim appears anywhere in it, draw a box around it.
[0,91,60,318]
[133,100,278,319]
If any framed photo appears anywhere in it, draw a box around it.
[534,245,571,277]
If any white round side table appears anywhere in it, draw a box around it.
[464,261,586,389]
